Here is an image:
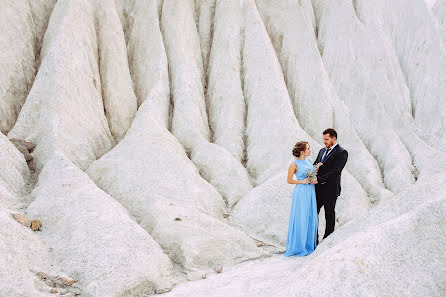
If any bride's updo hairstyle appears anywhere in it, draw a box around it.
[292,141,308,158]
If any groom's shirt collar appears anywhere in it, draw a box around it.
[328,143,338,151]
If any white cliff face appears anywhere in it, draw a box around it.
[95,0,137,142]
[124,0,170,119]
[86,101,266,279]
[27,154,177,296]
[0,133,31,209]
[435,0,446,42]
[255,0,389,201]
[207,0,246,163]
[160,171,446,297]
[8,0,116,172]
[0,0,56,135]
[1,0,445,296]
[0,205,62,297]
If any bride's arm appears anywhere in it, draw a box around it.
[287,162,308,184]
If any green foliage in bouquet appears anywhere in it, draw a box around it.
[305,165,318,183]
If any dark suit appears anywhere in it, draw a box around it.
[313,144,348,241]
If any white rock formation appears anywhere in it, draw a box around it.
[159,172,446,297]
[195,0,217,74]
[161,0,252,206]
[87,101,266,278]
[27,154,177,296]
[124,0,170,120]
[0,136,67,295]
[426,0,439,9]
[0,0,35,135]
[221,0,372,245]
[435,0,446,44]
[371,0,446,142]
[255,0,389,201]
[0,133,31,209]
[241,0,315,184]
[312,0,417,193]
[206,0,246,162]
[1,0,445,295]
[95,0,137,141]
[0,206,62,297]
[256,0,333,141]
[8,0,115,172]
[230,169,370,247]
[0,0,56,135]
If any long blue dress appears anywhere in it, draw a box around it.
[284,158,318,257]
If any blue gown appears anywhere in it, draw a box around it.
[284,158,318,257]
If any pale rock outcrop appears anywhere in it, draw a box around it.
[160,172,446,297]
[349,0,446,194]
[87,101,265,278]
[0,133,31,210]
[87,102,225,220]
[373,0,446,142]
[148,199,266,278]
[1,1,446,296]
[0,205,64,297]
[95,0,137,141]
[256,0,389,201]
[8,0,115,172]
[435,0,446,45]
[27,154,177,296]
[207,0,246,162]
[0,0,36,135]
[195,0,217,74]
[238,0,370,234]
[242,0,315,185]
[0,0,56,135]
[28,0,58,64]
[161,0,209,147]
[256,0,333,141]
[314,0,446,184]
[231,170,370,247]
[300,0,316,31]
[312,0,416,193]
[161,0,252,206]
[124,0,170,123]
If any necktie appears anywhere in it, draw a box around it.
[321,148,331,162]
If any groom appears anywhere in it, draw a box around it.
[313,128,348,243]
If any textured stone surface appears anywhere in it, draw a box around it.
[7,0,116,172]
[26,154,177,296]
[0,133,31,210]
[160,172,446,297]
[87,102,266,278]
[0,205,62,297]
[1,0,445,295]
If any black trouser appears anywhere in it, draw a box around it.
[316,194,337,243]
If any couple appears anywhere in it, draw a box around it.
[284,128,348,257]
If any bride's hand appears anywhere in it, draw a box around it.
[301,178,310,184]
[316,162,323,171]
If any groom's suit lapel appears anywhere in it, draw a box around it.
[316,149,324,163]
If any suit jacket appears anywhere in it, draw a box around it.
[313,144,348,199]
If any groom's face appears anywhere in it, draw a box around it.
[323,134,336,148]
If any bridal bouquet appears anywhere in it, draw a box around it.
[305,165,318,183]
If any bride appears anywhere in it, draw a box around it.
[284,141,320,257]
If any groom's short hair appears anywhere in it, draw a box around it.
[323,128,337,138]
